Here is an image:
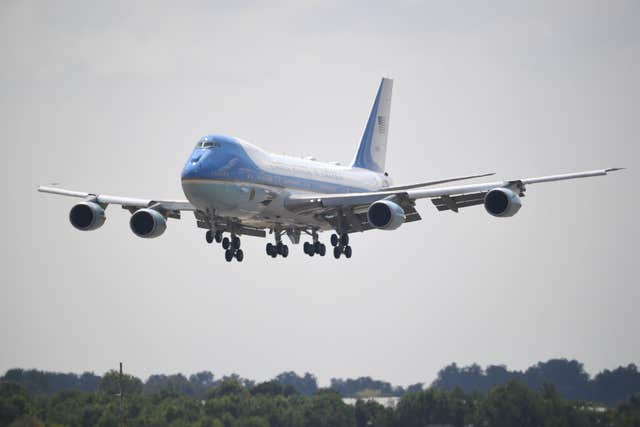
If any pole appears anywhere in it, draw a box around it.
[119,362,124,427]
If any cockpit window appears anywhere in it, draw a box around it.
[195,140,220,149]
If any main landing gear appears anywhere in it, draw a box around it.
[205,230,223,244]
[331,233,352,259]
[303,231,326,257]
[266,230,288,258]
[206,230,243,262]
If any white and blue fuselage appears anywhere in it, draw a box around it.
[181,135,391,229]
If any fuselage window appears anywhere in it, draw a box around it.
[196,141,221,149]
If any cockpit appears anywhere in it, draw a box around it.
[195,139,221,149]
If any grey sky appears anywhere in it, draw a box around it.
[1,0,638,386]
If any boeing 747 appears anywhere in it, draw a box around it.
[38,78,622,262]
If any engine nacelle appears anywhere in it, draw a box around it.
[129,209,167,238]
[69,202,106,231]
[484,188,522,217]
[367,200,406,230]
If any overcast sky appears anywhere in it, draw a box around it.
[1,0,638,386]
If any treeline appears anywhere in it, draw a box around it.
[432,360,640,405]
[2,359,639,406]
[1,376,639,427]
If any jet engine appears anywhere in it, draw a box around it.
[69,202,106,231]
[129,208,167,238]
[367,200,406,230]
[484,188,522,217]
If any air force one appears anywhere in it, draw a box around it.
[38,78,622,262]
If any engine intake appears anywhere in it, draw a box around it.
[69,202,106,231]
[484,188,522,217]
[367,200,406,230]
[130,209,167,238]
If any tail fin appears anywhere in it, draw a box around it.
[351,77,393,173]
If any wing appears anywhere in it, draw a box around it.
[381,172,495,191]
[284,168,624,232]
[37,185,195,216]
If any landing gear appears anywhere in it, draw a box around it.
[331,233,352,259]
[206,230,224,244]
[218,233,243,262]
[303,231,326,257]
[266,242,288,258]
[266,231,289,258]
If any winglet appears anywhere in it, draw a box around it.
[605,167,625,173]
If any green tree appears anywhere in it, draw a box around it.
[98,370,143,396]
[478,381,545,427]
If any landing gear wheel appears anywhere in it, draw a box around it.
[319,243,326,256]
[281,245,289,258]
[340,234,349,246]
[303,242,312,255]
[344,245,352,258]
[224,249,233,262]
[222,237,230,250]
[231,236,241,250]
[235,249,244,262]
[215,231,223,243]
[266,243,274,256]
[206,230,213,244]
[330,234,339,247]
[333,246,341,259]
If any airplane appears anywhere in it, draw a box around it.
[38,78,623,262]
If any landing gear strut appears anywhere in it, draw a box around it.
[266,230,288,258]
[303,230,326,257]
[330,233,351,259]
[209,229,243,262]
[223,234,243,262]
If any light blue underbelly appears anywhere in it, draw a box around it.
[181,179,273,218]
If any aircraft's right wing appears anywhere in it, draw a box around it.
[284,168,623,232]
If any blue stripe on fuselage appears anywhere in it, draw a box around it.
[181,135,370,194]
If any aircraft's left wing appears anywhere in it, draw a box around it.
[284,168,623,232]
[37,186,195,214]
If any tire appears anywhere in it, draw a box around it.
[215,231,222,243]
[314,241,321,253]
[319,243,326,256]
[222,237,230,250]
[344,245,352,258]
[206,230,213,244]
[276,242,283,255]
[333,246,341,259]
[281,245,289,258]
[232,236,240,250]
[303,242,311,255]
[224,250,233,262]
[235,249,244,262]
[330,234,338,247]
[341,234,349,246]
[266,243,272,255]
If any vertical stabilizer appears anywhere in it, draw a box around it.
[351,77,393,173]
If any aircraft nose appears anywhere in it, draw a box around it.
[181,157,202,180]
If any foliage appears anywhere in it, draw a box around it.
[0,378,639,427]
[274,372,318,396]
